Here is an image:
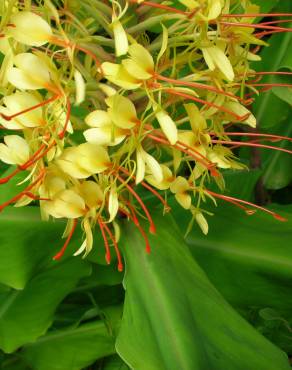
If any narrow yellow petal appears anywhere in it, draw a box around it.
[155,109,178,144]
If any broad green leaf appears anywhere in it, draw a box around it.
[272,74,292,106]
[102,355,130,369]
[0,207,84,289]
[173,203,292,311]
[0,249,91,352]
[22,306,122,370]
[209,169,261,201]
[116,213,290,370]
[253,32,292,128]
[261,119,292,190]
[252,0,279,13]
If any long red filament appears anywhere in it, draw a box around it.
[116,174,156,234]
[147,133,219,176]
[97,218,111,264]
[119,166,170,210]
[206,190,287,222]
[119,207,151,254]
[164,88,250,121]
[0,170,45,212]
[221,13,292,18]
[211,139,292,155]
[58,98,71,139]
[129,0,187,15]
[53,219,78,260]
[219,21,292,32]
[0,95,59,121]
[156,75,248,104]
[220,132,292,143]
[103,223,123,272]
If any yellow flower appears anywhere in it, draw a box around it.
[7,11,53,46]
[170,176,192,210]
[7,53,53,90]
[122,44,154,80]
[0,91,44,129]
[101,62,141,90]
[0,135,29,165]
[202,45,234,81]
[84,110,126,146]
[56,143,110,179]
[43,189,86,219]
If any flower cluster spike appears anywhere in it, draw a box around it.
[0,0,291,270]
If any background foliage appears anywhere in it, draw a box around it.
[0,1,292,369]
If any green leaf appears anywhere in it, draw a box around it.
[173,203,292,311]
[116,213,290,370]
[252,0,279,13]
[261,119,292,190]
[253,31,292,128]
[101,355,130,369]
[0,207,83,289]
[22,306,122,370]
[0,255,91,353]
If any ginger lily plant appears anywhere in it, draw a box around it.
[0,0,291,273]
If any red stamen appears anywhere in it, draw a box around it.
[97,218,111,264]
[156,74,248,104]
[221,13,292,18]
[260,19,292,26]
[121,206,151,254]
[206,189,287,222]
[246,83,292,89]
[256,29,291,38]
[245,71,292,77]
[119,167,170,210]
[136,222,151,254]
[0,95,59,121]
[128,0,188,15]
[147,133,219,176]
[164,88,250,121]
[0,167,20,184]
[0,170,45,212]
[103,223,123,272]
[53,219,78,260]
[211,139,292,155]
[221,132,292,143]
[58,98,71,139]
[116,174,156,234]
[219,21,292,32]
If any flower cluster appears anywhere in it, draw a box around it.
[0,0,291,270]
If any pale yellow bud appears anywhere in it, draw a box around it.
[112,18,129,57]
[195,212,209,234]
[155,108,178,145]
[108,187,119,222]
[74,70,86,105]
